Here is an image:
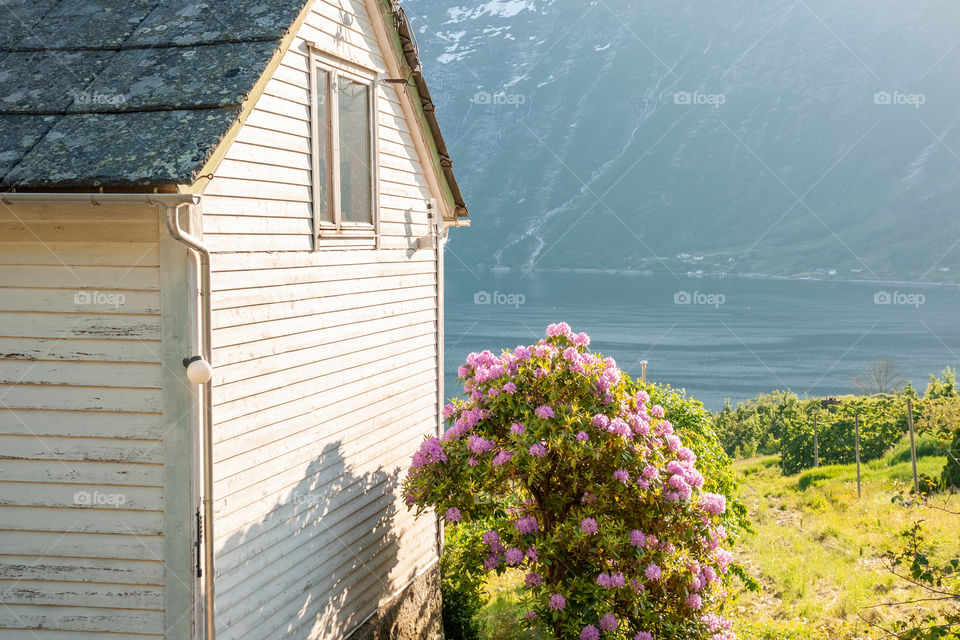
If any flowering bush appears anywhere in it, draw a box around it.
[404,324,742,639]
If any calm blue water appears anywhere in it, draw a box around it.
[444,270,960,411]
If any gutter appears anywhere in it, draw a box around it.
[384,1,469,220]
[0,192,216,640]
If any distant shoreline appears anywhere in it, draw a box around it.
[449,266,959,289]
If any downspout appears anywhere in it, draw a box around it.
[430,210,468,557]
[162,202,216,640]
[431,201,445,557]
[429,210,468,559]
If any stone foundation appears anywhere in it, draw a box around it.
[349,563,443,640]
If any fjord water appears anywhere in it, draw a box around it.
[444,270,960,411]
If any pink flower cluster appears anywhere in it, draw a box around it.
[444,507,461,523]
[596,572,626,589]
[663,458,705,502]
[700,492,727,515]
[534,405,555,419]
[515,515,539,535]
[492,450,514,467]
[598,613,618,631]
[580,517,598,535]
[480,529,507,570]
[545,322,572,338]
[644,563,662,581]
[505,547,524,565]
[702,613,733,633]
[466,434,494,455]
[410,437,446,469]
[443,406,486,441]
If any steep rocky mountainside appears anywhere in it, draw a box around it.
[406,0,960,282]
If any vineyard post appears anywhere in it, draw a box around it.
[906,396,919,493]
[855,412,862,500]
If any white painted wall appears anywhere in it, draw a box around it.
[204,1,442,638]
[0,204,196,638]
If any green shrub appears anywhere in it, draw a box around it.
[884,432,945,466]
[942,429,960,490]
[796,468,835,491]
[440,521,487,640]
[714,393,796,458]
[405,324,744,640]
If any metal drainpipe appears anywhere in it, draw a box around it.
[162,202,216,640]
[431,201,445,557]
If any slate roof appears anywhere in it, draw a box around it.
[0,0,467,217]
[0,0,315,187]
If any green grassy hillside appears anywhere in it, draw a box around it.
[731,450,957,639]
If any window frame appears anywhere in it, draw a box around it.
[307,46,380,247]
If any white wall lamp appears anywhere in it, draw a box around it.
[182,355,214,385]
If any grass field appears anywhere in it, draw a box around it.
[729,443,957,639]
[472,439,958,639]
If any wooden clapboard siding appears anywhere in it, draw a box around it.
[214,396,436,535]
[0,206,175,638]
[204,0,442,638]
[0,606,164,635]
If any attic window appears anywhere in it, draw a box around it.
[308,48,379,245]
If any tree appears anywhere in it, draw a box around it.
[917,367,960,488]
[871,516,960,639]
[944,429,960,490]
[925,366,958,400]
[404,324,742,640]
[852,358,907,395]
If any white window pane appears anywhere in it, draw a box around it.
[337,77,373,224]
[314,68,332,224]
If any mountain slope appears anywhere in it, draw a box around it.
[405,0,960,282]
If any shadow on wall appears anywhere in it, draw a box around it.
[403,208,418,259]
[215,441,415,640]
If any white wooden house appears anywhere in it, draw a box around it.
[0,0,467,638]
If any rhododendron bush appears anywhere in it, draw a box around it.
[404,324,743,640]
